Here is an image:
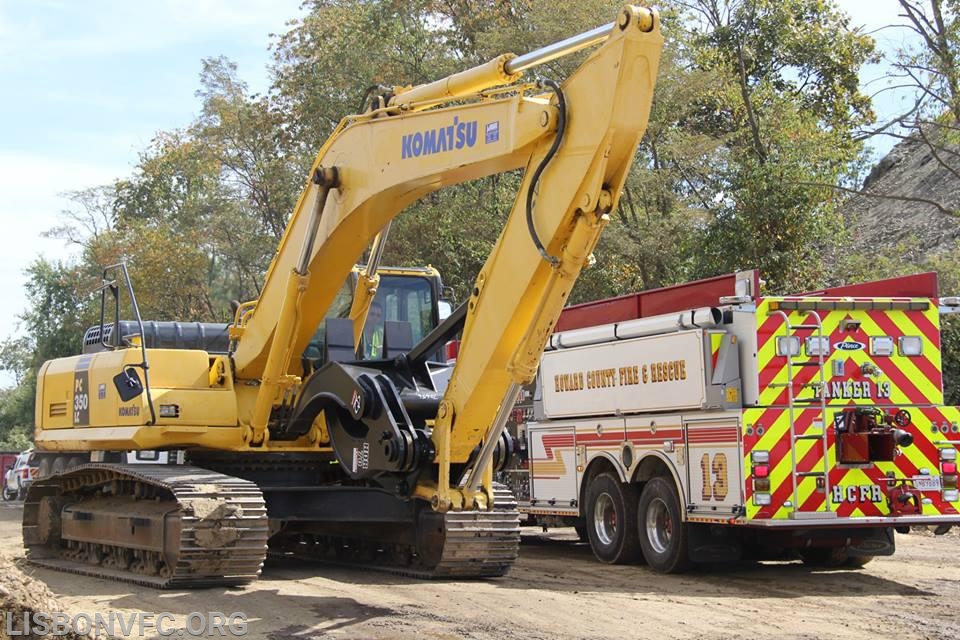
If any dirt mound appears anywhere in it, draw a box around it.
[0,554,92,639]
[844,126,960,257]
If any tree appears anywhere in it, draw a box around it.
[896,0,960,123]
[44,186,115,248]
[669,0,876,293]
[0,259,97,443]
[848,2,959,221]
[271,0,461,146]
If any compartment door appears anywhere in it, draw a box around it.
[685,418,743,516]
[528,423,578,508]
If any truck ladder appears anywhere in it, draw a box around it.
[768,309,835,519]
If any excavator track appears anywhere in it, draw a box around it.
[23,464,269,588]
[269,484,520,579]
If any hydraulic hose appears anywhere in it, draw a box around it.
[526,79,566,267]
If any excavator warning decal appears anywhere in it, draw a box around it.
[352,442,369,473]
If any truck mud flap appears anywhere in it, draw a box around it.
[848,527,895,557]
[687,523,743,563]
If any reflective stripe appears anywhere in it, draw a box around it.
[367,329,383,358]
[755,298,942,406]
[743,406,960,521]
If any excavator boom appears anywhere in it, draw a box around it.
[232,7,662,480]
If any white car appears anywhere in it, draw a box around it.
[3,450,38,501]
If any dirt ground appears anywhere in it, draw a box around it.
[1,503,958,640]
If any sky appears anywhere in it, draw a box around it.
[0,0,922,384]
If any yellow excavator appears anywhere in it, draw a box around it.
[24,5,663,586]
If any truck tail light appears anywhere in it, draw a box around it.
[805,336,829,356]
[776,336,800,357]
[941,449,958,501]
[751,450,771,505]
[870,335,894,356]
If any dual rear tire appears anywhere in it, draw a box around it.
[585,474,642,564]
[584,473,689,572]
[637,476,690,573]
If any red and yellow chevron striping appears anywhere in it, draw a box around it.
[756,298,942,407]
[743,406,960,520]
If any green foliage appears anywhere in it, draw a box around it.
[19,260,94,367]
[271,0,461,145]
[672,0,875,293]
[0,259,97,441]
[0,384,36,448]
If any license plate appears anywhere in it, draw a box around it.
[913,476,942,491]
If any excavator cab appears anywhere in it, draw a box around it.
[303,265,447,371]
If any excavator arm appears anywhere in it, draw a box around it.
[231,6,662,506]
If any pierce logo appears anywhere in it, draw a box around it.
[401,117,478,159]
[834,341,865,351]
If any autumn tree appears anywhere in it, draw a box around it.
[0,259,97,444]
[668,0,876,293]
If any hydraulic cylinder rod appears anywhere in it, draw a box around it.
[505,24,612,75]
[391,6,654,109]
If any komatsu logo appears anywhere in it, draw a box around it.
[401,117,478,159]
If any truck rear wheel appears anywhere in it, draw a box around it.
[845,555,874,568]
[799,546,849,567]
[638,476,691,573]
[585,473,641,564]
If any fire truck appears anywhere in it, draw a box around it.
[503,270,960,572]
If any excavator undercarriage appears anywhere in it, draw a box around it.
[23,456,519,587]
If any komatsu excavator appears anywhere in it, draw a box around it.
[24,6,663,586]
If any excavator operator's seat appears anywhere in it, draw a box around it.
[383,320,414,359]
[323,318,357,363]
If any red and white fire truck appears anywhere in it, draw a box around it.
[503,270,960,572]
